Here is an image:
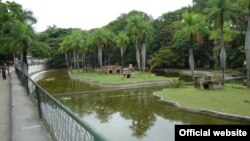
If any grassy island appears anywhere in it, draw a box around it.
[71,70,174,84]
[156,84,250,117]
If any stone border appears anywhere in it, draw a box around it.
[153,92,250,122]
[68,71,172,88]
[30,69,66,81]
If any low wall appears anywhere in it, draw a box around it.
[28,64,48,74]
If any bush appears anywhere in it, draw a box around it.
[171,78,182,88]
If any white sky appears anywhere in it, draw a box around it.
[4,0,193,32]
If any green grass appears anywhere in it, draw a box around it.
[157,84,250,116]
[72,70,174,84]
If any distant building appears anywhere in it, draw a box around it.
[101,65,122,74]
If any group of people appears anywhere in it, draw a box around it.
[0,63,10,80]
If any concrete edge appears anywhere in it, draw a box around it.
[68,71,172,88]
[9,74,12,141]
[152,92,250,122]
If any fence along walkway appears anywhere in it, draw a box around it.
[11,70,51,141]
[15,67,108,141]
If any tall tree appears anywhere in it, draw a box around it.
[79,31,89,68]
[89,28,112,68]
[60,35,72,69]
[207,0,238,86]
[3,22,49,74]
[175,11,205,86]
[126,14,154,72]
[238,0,250,87]
[0,1,49,73]
[116,31,129,68]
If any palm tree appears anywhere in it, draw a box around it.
[139,21,154,72]
[70,29,87,69]
[175,11,205,86]
[116,31,129,68]
[238,0,250,87]
[60,29,89,69]
[60,35,72,69]
[0,1,43,69]
[207,0,238,86]
[126,14,154,72]
[4,22,49,74]
[89,28,111,68]
[79,31,89,68]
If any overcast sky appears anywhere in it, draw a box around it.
[5,0,193,32]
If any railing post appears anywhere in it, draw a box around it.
[26,77,30,95]
[22,73,24,86]
[36,86,43,119]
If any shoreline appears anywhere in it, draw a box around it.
[68,71,172,88]
[153,92,250,122]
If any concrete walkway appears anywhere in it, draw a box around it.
[11,72,52,141]
[0,77,11,141]
[0,71,51,141]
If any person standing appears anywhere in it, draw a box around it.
[1,64,7,80]
[7,64,10,77]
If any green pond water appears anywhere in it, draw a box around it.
[37,71,250,141]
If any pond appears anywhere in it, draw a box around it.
[37,71,250,141]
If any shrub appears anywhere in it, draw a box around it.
[171,78,182,88]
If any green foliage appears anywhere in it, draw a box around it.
[227,45,245,68]
[148,47,180,70]
[89,28,114,48]
[0,0,49,71]
[206,0,238,29]
[1,0,248,73]
[60,29,88,53]
[126,14,154,44]
[171,78,182,88]
[116,31,129,49]
[40,26,73,68]
[209,22,240,43]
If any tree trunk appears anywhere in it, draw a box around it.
[189,48,195,86]
[76,50,80,69]
[65,52,69,69]
[81,53,85,68]
[120,47,124,68]
[141,42,146,72]
[136,47,141,72]
[189,34,195,86]
[245,15,250,88]
[136,40,141,71]
[98,47,102,67]
[220,44,226,86]
[84,53,86,67]
[73,49,76,69]
[21,48,28,75]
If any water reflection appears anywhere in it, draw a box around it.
[38,71,250,141]
[37,71,102,94]
[57,88,248,141]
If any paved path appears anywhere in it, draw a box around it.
[0,70,51,141]
[11,72,52,141]
[0,77,11,141]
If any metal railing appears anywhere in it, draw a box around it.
[15,67,108,141]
